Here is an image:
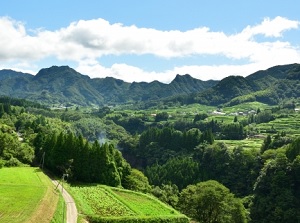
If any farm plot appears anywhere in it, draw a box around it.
[70,185,135,217]
[110,187,177,216]
[257,114,300,136]
[0,167,58,223]
[218,138,263,150]
[70,185,184,220]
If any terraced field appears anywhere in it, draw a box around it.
[218,138,264,150]
[69,184,188,222]
[257,113,300,136]
[0,167,59,223]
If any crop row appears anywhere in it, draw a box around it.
[110,188,176,216]
[70,186,135,217]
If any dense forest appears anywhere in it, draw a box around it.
[0,94,299,223]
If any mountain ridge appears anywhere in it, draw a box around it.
[173,63,300,106]
[0,66,217,106]
[0,63,299,107]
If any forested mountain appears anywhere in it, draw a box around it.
[0,66,217,106]
[0,69,32,81]
[167,63,300,106]
[1,63,299,107]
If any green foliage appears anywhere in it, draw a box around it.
[41,131,129,187]
[220,122,245,140]
[261,133,292,153]
[155,112,169,122]
[194,143,260,196]
[251,151,300,223]
[123,169,151,193]
[151,184,179,208]
[146,157,200,190]
[111,115,146,134]
[226,94,256,106]
[178,180,247,223]
[0,126,34,165]
[255,110,275,124]
[136,127,207,167]
[193,113,208,123]
[286,137,300,161]
[260,135,272,153]
[87,216,189,223]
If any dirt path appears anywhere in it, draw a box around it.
[52,180,78,223]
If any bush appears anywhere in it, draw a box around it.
[87,215,189,223]
[0,159,4,168]
[4,157,24,167]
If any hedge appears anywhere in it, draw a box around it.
[87,215,189,223]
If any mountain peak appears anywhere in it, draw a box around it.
[172,74,193,82]
[36,65,73,76]
[34,65,89,80]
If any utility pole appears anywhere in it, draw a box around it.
[39,152,45,169]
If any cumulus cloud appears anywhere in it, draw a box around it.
[240,16,300,38]
[77,60,174,83]
[0,16,299,82]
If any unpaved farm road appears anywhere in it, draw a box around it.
[52,180,78,223]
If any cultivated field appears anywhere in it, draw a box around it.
[217,138,264,150]
[69,184,188,222]
[0,167,59,223]
[257,113,300,137]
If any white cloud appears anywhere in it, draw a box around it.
[77,61,174,83]
[241,16,300,38]
[76,56,300,84]
[0,16,299,82]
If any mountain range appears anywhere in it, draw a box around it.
[0,63,299,107]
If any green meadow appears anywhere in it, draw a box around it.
[0,167,59,223]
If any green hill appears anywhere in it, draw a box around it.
[1,63,300,107]
[169,63,300,106]
[0,66,216,106]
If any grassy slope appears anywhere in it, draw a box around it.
[69,184,186,221]
[0,167,59,223]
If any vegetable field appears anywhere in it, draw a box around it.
[111,187,177,216]
[70,185,187,222]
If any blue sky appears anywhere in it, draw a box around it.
[1,0,300,83]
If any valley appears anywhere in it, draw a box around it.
[0,63,300,222]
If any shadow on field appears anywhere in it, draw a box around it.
[34,168,43,173]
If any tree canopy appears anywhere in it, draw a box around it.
[178,180,247,223]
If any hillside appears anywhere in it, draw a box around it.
[168,63,300,106]
[1,63,299,107]
[0,66,217,106]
